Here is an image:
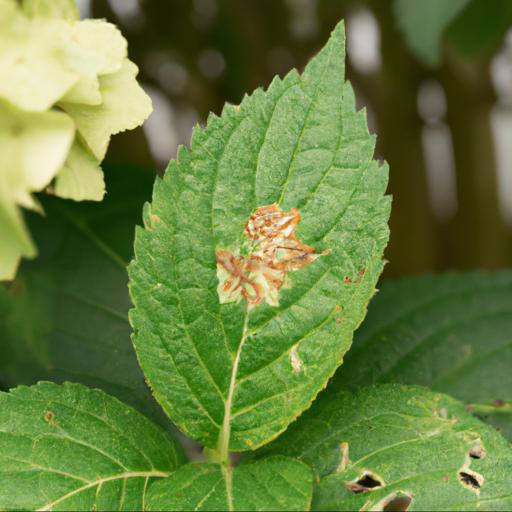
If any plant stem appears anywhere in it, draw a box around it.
[218,309,250,511]
[469,401,512,415]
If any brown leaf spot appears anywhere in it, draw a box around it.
[216,204,329,307]
[290,346,302,373]
[44,410,55,424]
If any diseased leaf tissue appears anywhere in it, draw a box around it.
[216,203,329,307]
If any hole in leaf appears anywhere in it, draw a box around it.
[381,493,413,512]
[458,470,483,491]
[469,439,486,459]
[346,471,384,493]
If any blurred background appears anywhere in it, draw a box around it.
[82,0,512,278]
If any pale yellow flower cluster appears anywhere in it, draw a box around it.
[0,0,152,280]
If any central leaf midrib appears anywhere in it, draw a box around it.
[217,97,324,455]
[216,37,340,454]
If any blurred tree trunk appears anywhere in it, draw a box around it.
[345,0,436,277]
[439,54,509,268]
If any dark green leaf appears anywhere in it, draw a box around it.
[447,0,512,59]
[259,384,512,511]
[331,271,512,439]
[393,0,471,65]
[0,381,183,511]
[146,457,312,511]
[0,165,164,423]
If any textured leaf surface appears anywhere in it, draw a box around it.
[129,21,390,452]
[393,0,471,65]
[0,381,183,511]
[146,457,312,511]
[0,166,166,423]
[332,271,512,439]
[259,384,512,511]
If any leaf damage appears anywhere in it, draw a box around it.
[216,203,329,307]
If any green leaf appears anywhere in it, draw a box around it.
[62,59,152,161]
[447,0,512,59]
[393,0,472,65]
[259,384,512,511]
[129,21,390,452]
[0,165,166,424]
[331,271,512,440]
[22,0,79,20]
[0,101,75,280]
[146,457,312,511]
[55,138,105,202]
[0,381,183,511]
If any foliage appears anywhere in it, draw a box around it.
[332,271,512,440]
[0,0,151,280]
[0,381,183,510]
[393,0,512,65]
[146,457,313,511]
[393,0,472,65]
[0,165,165,423]
[258,384,512,510]
[2,4,512,512]
[128,21,390,455]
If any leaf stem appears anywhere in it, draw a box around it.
[218,308,250,511]
[469,401,512,415]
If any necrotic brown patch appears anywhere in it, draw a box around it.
[216,203,329,307]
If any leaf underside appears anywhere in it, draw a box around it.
[146,457,313,512]
[332,271,512,439]
[129,20,390,451]
[258,384,512,511]
[0,381,183,511]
